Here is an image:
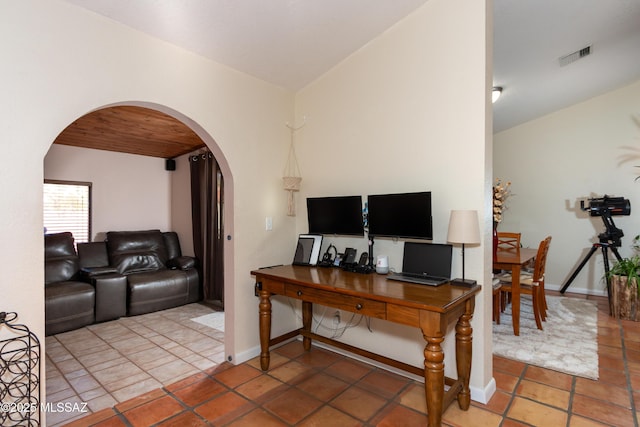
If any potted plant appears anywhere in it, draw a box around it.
[607,253,640,321]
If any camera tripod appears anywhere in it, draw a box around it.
[561,211,623,298]
[560,239,622,294]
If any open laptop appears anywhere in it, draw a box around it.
[387,242,452,286]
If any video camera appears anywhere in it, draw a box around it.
[580,195,631,217]
[580,195,630,245]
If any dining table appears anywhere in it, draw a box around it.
[493,247,538,335]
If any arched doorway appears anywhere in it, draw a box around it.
[43,102,235,419]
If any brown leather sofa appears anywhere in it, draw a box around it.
[44,230,200,336]
[102,230,200,316]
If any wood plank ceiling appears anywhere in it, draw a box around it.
[54,106,206,159]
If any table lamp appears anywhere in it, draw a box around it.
[447,210,481,287]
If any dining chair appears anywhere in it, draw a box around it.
[492,279,502,324]
[497,236,552,330]
[497,231,521,250]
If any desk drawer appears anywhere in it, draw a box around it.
[285,283,386,319]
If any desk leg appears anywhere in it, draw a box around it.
[420,312,444,427]
[512,266,521,336]
[455,298,475,410]
[259,290,272,371]
[302,301,312,351]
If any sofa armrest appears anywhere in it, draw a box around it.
[92,273,127,322]
[166,256,196,271]
[81,266,120,279]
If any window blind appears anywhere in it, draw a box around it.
[43,181,91,243]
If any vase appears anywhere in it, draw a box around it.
[610,275,640,321]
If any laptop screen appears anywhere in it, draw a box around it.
[402,242,452,279]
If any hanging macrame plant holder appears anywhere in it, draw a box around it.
[283,120,304,216]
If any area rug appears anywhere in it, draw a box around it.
[191,311,225,332]
[493,295,598,379]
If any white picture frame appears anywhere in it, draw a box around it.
[293,234,323,266]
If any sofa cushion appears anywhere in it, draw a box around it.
[45,232,76,258]
[112,251,164,275]
[45,281,95,335]
[107,230,169,274]
[45,257,80,285]
[127,270,189,315]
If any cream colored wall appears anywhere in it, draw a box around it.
[295,0,493,400]
[1,0,495,410]
[0,1,296,411]
[494,79,640,296]
[44,145,172,239]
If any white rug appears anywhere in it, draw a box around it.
[493,295,598,379]
[191,311,225,332]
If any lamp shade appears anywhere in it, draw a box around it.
[447,210,480,244]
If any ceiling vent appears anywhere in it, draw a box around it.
[559,45,592,67]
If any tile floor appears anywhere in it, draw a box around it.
[47,292,640,426]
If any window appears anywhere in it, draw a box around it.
[43,180,91,243]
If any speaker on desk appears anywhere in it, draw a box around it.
[165,158,176,171]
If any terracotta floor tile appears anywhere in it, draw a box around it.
[372,403,430,427]
[172,376,227,407]
[571,394,636,426]
[273,341,308,359]
[597,366,628,387]
[442,402,503,427]
[226,408,289,427]
[599,352,626,371]
[156,411,210,426]
[296,347,343,368]
[114,388,167,413]
[500,419,530,427]
[122,394,185,427]
[569,414,612,426]
[475,389,512,415]
[261,387,323,424]
[507,396,568,426]
[194,391,254,424]
[523,365,573,391]
[330,385,388,421]
[357,369,410,399]
[574,377,632,408]
[493,355,526,376]
[48,294,640,427]
[493,370,519,393]
[235,374,288,403]
[516,379,570,410]
[396,382,427,414]
[296,372,349,401]
[214,363,263,388]
[297,405,361,427]
[92,416,130,427]
[324,358,373,382]
[62,408,118,427]
[268,360,315,384]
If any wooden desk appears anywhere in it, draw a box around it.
[493,248,537,336]
[252,265,481,427]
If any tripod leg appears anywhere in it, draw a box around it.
[610,246,623,262]
[560,245,599,294]
[601,246,613,315]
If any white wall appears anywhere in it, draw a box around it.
[0,0,494,412]
[295,0,493,401]
[44,145,172,240]
[494,79,640,296]
[0,2,296,416]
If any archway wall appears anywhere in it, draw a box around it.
[1,1,298,363]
